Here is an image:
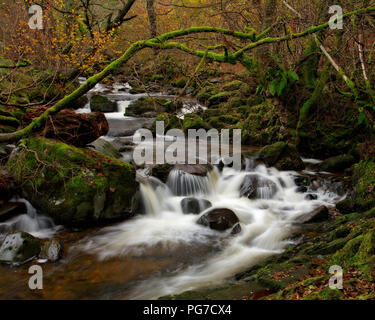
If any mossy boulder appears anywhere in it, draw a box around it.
[195,84,220,103]
[90,95,117,113]
[89,138,122,159]
[337,161,375,213]
[126,97,176,118]
[7,137,138,227]
[256,142,305,171]
[208,92,235,106]
[319,154,357,173]
[151,113,182,134]
[183,114,210,131]
[330,230,375,278]
[0,231,41,265]
[239,101,292,146]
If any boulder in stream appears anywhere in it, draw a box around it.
[7,137,138,227]
[39,238,63,262]
[181,197,212,215]
[256,142,305,171]
[0,231,41,265]
[197,208,239,232]
[90,94,117,112]
[296,205,330,224]
[319,153,357,172]
[172,164,209,177]
[240,174,278,200]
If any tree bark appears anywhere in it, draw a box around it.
[146,0,158,38]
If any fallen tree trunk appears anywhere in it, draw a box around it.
[0,7,374,143]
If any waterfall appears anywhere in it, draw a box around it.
[77,161,343,299]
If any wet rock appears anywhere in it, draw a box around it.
[305,194,318,201]
[21,107,109,147]
[173,164,209,177]
[294,175,310,187]
[240,174,278,200]
[0,231,41,265]
[89,137,122,159]
[231,223,242,235]
[7,137,138,227]
[151,164,174,183]
[319,154,357,172]
[125,97,172,117]
[131,189,146,215]
[181,197,212,215]
[296,206,330,224]
[296,186,308,193]
[90,94,117,112]
[197,208,239,231]
[256,142,305,171]
[39,238,63,262]
[0,202,27,222]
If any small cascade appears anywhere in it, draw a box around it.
[167,169,213,196]
[77,160,344,299]
[0,199,59,239]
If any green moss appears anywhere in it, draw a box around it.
[222,80,244,91]
[173,77,187,88]
[151,74,164,81]
[208,91,234,105]
[183,114,210,131]
[7,137,137,227]
[151,113,181,133]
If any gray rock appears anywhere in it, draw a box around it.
[181,197,212,215]
[0,231,41,265]
[296,206,330,224]
[39,238,63,262]
[240,174,278,199]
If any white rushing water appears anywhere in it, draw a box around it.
[0,198,60,239]
[78,161,344,300]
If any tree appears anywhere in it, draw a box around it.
[1,5,375,143]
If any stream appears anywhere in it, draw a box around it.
[0,80,347,299]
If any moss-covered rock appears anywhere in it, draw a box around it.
[239,100,293,146]
[150,113,182,134]
[90,95,117,113]
[183,114,210,131]
[126,97,177,118]
[0,231,41,265]
[7,137,138,227]
[319,154,357,172]
[256,142,305,171]
[196,84,220,103]
[208,92,235,106]
[338,161,375,213]
[330,230,375,278]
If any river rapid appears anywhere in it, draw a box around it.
[0,80,346,299]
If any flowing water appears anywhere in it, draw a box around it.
[0,80,347,299]
[74,162,343,299]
